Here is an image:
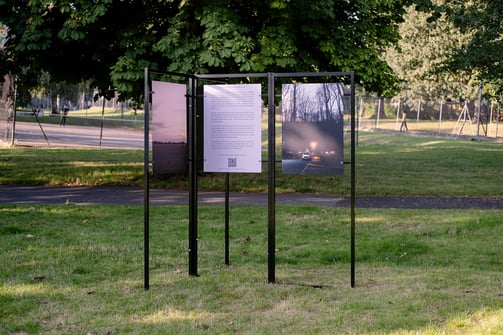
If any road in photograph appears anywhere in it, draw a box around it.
[12,121,147,149]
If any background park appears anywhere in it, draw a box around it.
[1,1,503,334]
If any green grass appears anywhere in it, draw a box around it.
[0,148,144,186]
[18,106,141,119]
[16,107,144,129]
[2,131,503,334]
[2,131,503,196]
[1,205,502,334]
[359,117,502,138]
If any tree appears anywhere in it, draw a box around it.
[0,0,436,102]
[384,3,474,101]
[443,0,503,92]
[0,0,173,101]
[315,84,344,121]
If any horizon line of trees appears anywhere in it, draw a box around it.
[0,1,501,110]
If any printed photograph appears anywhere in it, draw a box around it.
[282,83,345,175]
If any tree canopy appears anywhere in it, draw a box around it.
[443,0,503,89]
[1,0,441,102]
[384,4,474,101]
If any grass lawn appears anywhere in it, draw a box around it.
[1,131,503,196]
[1,131,503,334]
[15,106,143,129]
[1,205,502,334]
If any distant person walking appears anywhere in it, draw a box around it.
[400,109,408,132]
[60,104,69,126]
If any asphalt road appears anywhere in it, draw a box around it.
[12,121,146,149]
[282,158,344,175]
[1,185,502,209]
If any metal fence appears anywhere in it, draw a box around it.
[356,96,502,139]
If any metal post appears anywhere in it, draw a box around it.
[375,97,381,129]
[267,72,276,283]
[395,99,400,131]
[416,99,421,130]
[99,93,106,148]
[496,98,501,138]
[9,76,17,146]
[438,99,443,134]
[357,98,362,130]
[477,81,483,137]
[225,173,230,265]
[33,112,50,146]
[489,101,494,136]
[143,68,150,290]
[188,77,198,276]
[350,73,356,288]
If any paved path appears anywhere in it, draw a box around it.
[1,185,502,209]
[12,121,145,149]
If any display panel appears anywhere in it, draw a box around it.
[152,81,187,174]
[282,83,344,175]
[203,84,262,173]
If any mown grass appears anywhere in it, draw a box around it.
[2,131,503,196]
[1,205,502,334]
[0,148,143,186]
[2,131,503,334]
[15,109,144,129]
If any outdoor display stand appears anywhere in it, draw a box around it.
[143,69,356,290]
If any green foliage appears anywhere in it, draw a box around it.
[443,0,503,89]
[1,0,439,102]
[384,2,479,101]
[0,0,176,101]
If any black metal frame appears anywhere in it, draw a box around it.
[143,69,356,289]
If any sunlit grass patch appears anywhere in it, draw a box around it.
[2,131,503,195]
[1,205,502,334]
